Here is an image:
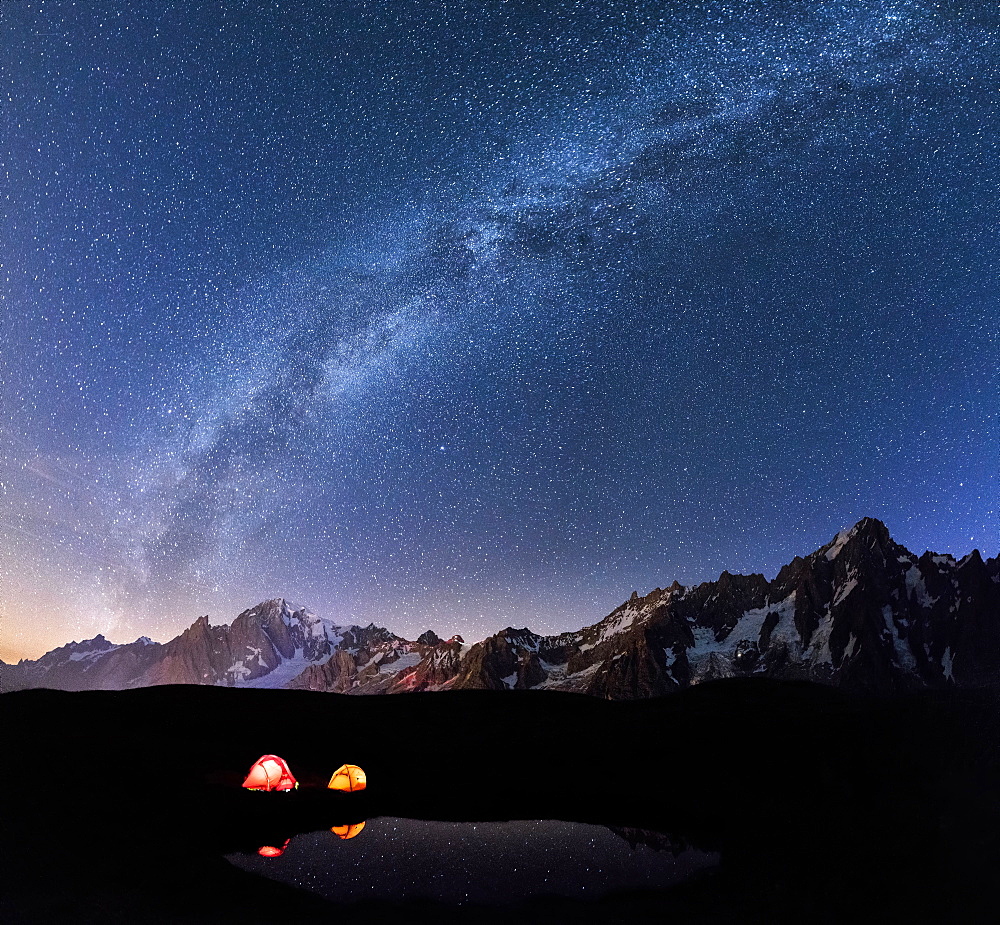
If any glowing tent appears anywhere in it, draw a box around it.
[331,822,366,840]
[242,754,298,791]
[328,763,366,792]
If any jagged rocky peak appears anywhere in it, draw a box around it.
[411,629,464,647]
[30,633,121,671]
[820,517,894,560]
[501,627,543,647]
[59,633,115,653]
[958,548,985,569]
[339,622,399,651]
[289,618,464,695]
[774,519,895,594]
[231,598,339,662]
[237,598,317,628]
[6,517,998,698]
[681,570,769,640]
[521,516,999,697]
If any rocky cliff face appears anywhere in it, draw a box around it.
[0,633,161,692]
[288,631,466,694]
[4,519,998,697]
[0,597,467,695]
[452,518,1000,697]
[1,600,353,691]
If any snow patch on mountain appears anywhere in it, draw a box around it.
[228,661,251,682]
[536,660,602,691]
[833,576,859,607]
[904,565,938,609]
[942,647,954,682]
[881,605,917,672]
[69,646,118,662]
[579,605,646,652]
[687,594,797,677]
[804,612,836,666]
[825,528,853,560]
[239,648,315,688]
[386,651,423,674]
[766,594,799,649]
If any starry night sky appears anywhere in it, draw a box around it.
[2,0,998,661]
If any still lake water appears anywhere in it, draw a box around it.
[227,817,718,905]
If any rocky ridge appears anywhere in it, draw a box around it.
[455,518,1000,696]
[3,519,998,696]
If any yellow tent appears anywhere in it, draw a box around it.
[328,763,366,792]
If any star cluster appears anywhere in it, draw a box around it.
[2,1,998,660]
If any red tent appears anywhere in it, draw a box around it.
[242,754,298,791]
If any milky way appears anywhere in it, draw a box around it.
[2,1,998,659]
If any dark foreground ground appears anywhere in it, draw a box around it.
[3,679,1000,923]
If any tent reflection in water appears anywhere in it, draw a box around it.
[331,821,365,840]
[242,754,298,791]
[258,839,291,858]
[327,763,366,792]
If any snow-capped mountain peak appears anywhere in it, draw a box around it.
[4,520,998,697]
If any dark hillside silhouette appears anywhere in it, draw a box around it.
[4,679,1000,922]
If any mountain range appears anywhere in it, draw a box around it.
[3,518,998,696]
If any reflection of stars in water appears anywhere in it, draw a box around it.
[227,817,718,905]
[4,1,999,659]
